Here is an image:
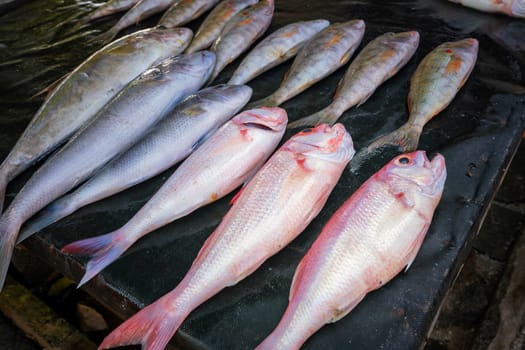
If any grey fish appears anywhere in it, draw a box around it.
[18,84,252,242]
[228,19,330,85]
[249,20,365,108]
[0,27,193,214]
[158,0,221,28]
[77,0,141,25]
[0,51,216,291]
[185,0,258,54]
[288,31,419,128]
[207,0,274,84]
[97,0,179,43]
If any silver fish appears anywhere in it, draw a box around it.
[158,0,221,28]
[0,27,192,214]
[288,31,420,128]
[185,0,258,54]
[207,0,274,84]
[97,0,179,43]
[77,0,141,25]
[249,20,365,107]
[18,84,252,242]
[228,19,330,85]
[0,51,216,291]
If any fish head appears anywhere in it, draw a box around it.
[381,31,420,50]
[285,123,355,165]
[154,51,217,81]
[201,84,253,107]
[232,107,288,138]
[439,37,479,61]
[382,151,447,198]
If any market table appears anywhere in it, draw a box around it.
[1,0,524,348]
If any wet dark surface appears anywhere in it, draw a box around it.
[1,0,525,349]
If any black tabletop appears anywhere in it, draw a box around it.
[1,0,525,349]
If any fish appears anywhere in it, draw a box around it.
[288,31,420,129]
[448,0,525,18]
[96,0,178,43]
[365,38,478,154]
[227,19,330,85]
[18,84,252,243]
[158,0,221,28]
[256,150,447,350]
[249,20,366,108]
[77,0,141,26]
[98,123,355,350]
[0,51,216,292]
[61,106,287,287]
[0,27,192,215]
[185,0,258,54]
[207,0,275,84]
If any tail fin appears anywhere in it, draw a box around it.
[0,215,21,291]
[61,231,132,287]
[18,197,77,243]
[246,94,280,109]
[287,104,341,129]
[99,295,185,350]
[367,123,423,153]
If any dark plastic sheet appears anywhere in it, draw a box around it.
[1,0,525,349]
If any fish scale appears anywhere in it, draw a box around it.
[0,51,215,292]
[256,151,446,350]
[98,123,355,350]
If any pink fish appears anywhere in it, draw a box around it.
[62,107,287,287]
[256,151,446,350]
[448,0,525,18]
[99,123,355,350]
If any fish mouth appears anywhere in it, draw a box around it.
[235,107,288,132]
[421,152,447,195]
[288,123,355,162]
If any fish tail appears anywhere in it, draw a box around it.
[0,215,21,291]
[99,294,185,350]
[247,94,280,109]
[61,230,131,287]
[367,123,423,153]
[287,104,342,129]
[93,27,119,44]
[17,196,77,243]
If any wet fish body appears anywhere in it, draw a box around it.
[366,38,478,153]
[19,84,252,242]
[208,0,275,84]
[0,51,216,291]
[0,27,192,214]
[448,0,525,18]
[98,0,178,43]
[228,19,330,85]
[185,0,258,54]
[78,0,141,25]
[159,0,221,28]
[98,123,355,350]
[256,151,447,350]
[250,20,365,107]
[288,31,420,128]
[62,106,287,286]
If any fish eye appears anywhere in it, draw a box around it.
[397,156,411,165]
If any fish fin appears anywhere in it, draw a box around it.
[289,258,307,300]
[62,231,131,287]
[329,292,366,323]
[287,105,341,129]
[0,216,21,291]
[404,223,429,272]
[30,71,71,100]
[246,94,279,109]
[99,295,183,350]
[366,123,422,153]
[229,186,245,205]
[17,197,76,243]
